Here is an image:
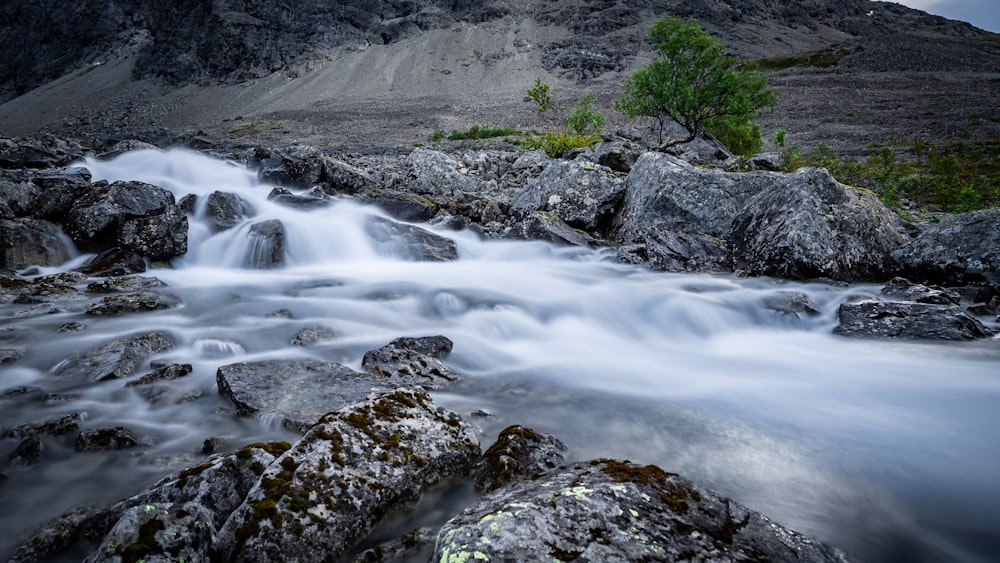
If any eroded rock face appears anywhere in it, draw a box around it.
[217,390,480,562]
[511,159,624,234]
[834,300,994,340]
[0,217,71,269]
[891,208,1000,291]
[729,167,908,282]
[435,459,855,563]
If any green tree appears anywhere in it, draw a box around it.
[565,90,605,137]
[527,77,552,114]
[615,17,776,150]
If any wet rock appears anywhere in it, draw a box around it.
[0,175,39,219]
[881,277,961,305]
[85,502,215,563]
[475,425,569,493]
[367,192,438,222]
[361,335,459,390]
[77,247,148,277]
[117,204,189,259]
[65,181,176,253]
[614,152,778,241]
[258,154,325,188]
[76,427,143,451]
[366,216,458,261]
[5,413,81,439]
[125,363,193,387]
[511,160,624,234]
[216,360,393,432]
[504,211,599,248]
[246,219,285,268]
[616,228,729,273]
[435,459,854,563]
[0,385,42,399]
[0,218,71,269]
[730,168,908,282]
[834,300,994,340]
[351,527,437,563]
[54,331,176,381]
[28,167,93,221]
[9,435,44,465]
[320,157,379,196]
[763,291,823,316]
[0,347,24,364]
[267,186,331,209]
[291,326,338,346]
[217,390,480,562]
[57,321,87,332]
[204,190,256,232]
[6,505,100,562]
[891,208,1000,290]
[85,275,168,294]
[86,290,182,316]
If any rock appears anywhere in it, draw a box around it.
[361,335,459,390]
[320,158,379,196]
[475,425,569,493]
[746,152,784,171]
[616,228,730,273]
[0,218,71,269]
[511,160,624,234]
[125,363,193,387]
[267,186,331,209]
[881,277,961,305]
[0,174,38,219]
[9,435,44,465]
[84,502,215,563]
[77,247,148,277]
[729,168,908,282]
[6,505,100,562]
[204,190,256,232]
[29,167,93,221]
[592,140,643,173]
[663,130,736,167]
[217,389,480,562]
[351,527,437,563]
[65,181,176,253]
[0,137,82,169]
[614,152,779,242]
[54,331,176,381]
[246,219,285,268]
[367,192,438,222]
[891,208,1000,290]
[5,413,81,439]
[117,204,189,259]
[504,211,599,248]
[435,459,854,563]
[834,300,994,340]
[76,427,143,451]
[0,347,24,364]
[216,360,394,432]
[57,321,87,332]
[402,148,478,196]
[762,291,823,316]
[366,216,458,261]
[258,154,325,188]
[86,290,182,316]
[85,275,168,294]
[290,326,337,346]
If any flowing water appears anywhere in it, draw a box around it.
[1,149,999,562]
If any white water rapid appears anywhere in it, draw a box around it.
[2,149,999,562]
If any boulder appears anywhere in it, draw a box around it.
[366,216,458,261]
[217,390,480,562]
[29,167,93,221]
[402,148,478,196]
[891,208,1000,290]
[246,219,285,268]
[4,413,81,439]
[0,218,71,269]
[729,168,908,282]
[77,247,148,277]
[475,425,569,493]
[86,290,182,316]
[834,300,994,340]
[504,211,599,248]
[511,160,624,234]
[267,186,332,209]
[762,291,822,317]
[880,277,961,305]
[258,153,325,188]
[204,190,256,232]
[435,459,854,563]
[125,363,193,387]
[320,157,379,196]
[616,227,729,273]
[84,502,215,563]
[216,360,394,432]
[53,331,176,381]
[85,275,168,294]
[8,436,44,465]
[65,181,176,252]
[290,326,338,346]
[614,152,779,242]
[366,192,438,222]
[116,204,189,260]
[76,427,143,451]
[361,335,459,390]
[0,175,38,219]
[5,506,100,562]
[592,139,644,173]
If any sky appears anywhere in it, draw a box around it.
[889,0,1000,32]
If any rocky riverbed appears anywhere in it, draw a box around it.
[1,133,999,562]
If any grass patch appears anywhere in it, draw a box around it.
[520,130,600,158]
[781,138,1000,213]
[745,47,852,72]
[445,125,521,141]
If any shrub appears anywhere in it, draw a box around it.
[527,78,552,114]
[705,116,763,157]
[521,130,599,158]
[565,90,606,137]
[446,125,520,141]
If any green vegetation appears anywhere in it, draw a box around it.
[744,47,852,72]
[444,125,521,141]
[527,77,552,114]
[615,16,775,151]
[565,90,606,137]
[520,130,600,158]
[779,137,1000,213]
[705,116,763,157]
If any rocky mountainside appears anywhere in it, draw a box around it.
[0,0,997,151]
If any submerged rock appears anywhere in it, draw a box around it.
[290,326,338,346]
[53,331,176,381]
[9,436,44,465]
[435,459,854,563]
[125,363,193,387]
[86,290,182,315]
[366,216,458,261]
[834,300,994,340]
[76,427,143,451]
[246,219,285,268]
[5,413,81,439]
[730,168,908,282]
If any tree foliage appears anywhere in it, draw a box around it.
[565,90,605,137]
[615,17,776,150]
[527,77,552,114]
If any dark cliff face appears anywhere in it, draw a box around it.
[0,0,984,103]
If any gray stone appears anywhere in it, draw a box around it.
[85,275,168,294]
[0,218,71,269]
[117,204,189,259]
[54,331,176,381]
[86,290,182,316]
[84,502,215,563]
[475,425,569,493]
[77,247,148,277]
[763,291,823,317]
[504,211,599,248]
[881,278,961,305]
[730,168,908,282]
[204,190,256,232]
[125,363,193,387]
[9,435,44,465]
[5,413,81,439]
[246,219,285,268]
[290,326,338,346]
[834,300,994,340]
[366,216,458,261]
[76,427,143,451]
[616,227,730,273]
[6,505,99,563]
[435,459,854,563]
[511,159,624,234]
[65,181,176,252]
[361,335,459,390]
[891,208,1000,290]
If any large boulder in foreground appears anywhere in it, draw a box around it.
[218,389,480,562]
[0,217,71,269]
[510,159,624,234]
[834,300,994,340]
[729,167,908,282]
[64,181,176,253]
[435,459,854,563]
[891,208,1000,290]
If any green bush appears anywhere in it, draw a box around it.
[446,125,521,141]
[527,78,552,114]
[521,130,599,158]
[565,91,606,137]
[705,116,763,157]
